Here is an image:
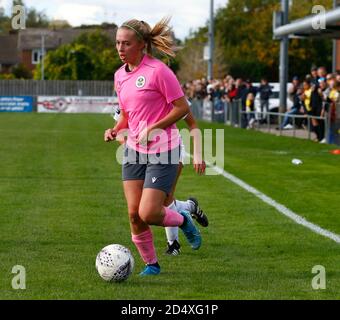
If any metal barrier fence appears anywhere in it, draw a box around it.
[191,98,241,126]
[191,98,339,145]
[239,110,329,142]
[191,98,240,124]
[0,80,113,96]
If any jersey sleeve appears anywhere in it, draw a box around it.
[155,64,184,104]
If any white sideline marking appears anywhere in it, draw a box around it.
[188,154,340,244]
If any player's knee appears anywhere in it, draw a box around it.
[139,212,152,225]
[138,209,157,225]
[128,211,141,225]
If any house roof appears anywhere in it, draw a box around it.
[0,27,116,65]
[0,34,19,64]
[17,28,116,50]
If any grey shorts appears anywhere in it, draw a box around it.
[122,145,180,195]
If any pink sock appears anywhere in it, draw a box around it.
[162,207,184,227]
[131,228,158,265]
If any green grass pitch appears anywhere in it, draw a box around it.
[0,113,340,299]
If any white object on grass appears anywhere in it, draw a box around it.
[292,159,303,165]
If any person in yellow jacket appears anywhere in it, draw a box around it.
[326,78,340,144]
[246,92,255,129]
[301,80,312,113]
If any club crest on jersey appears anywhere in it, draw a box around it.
[136,76,146,88]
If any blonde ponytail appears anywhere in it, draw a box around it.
[149,17,176,58]
[120,17,176,59]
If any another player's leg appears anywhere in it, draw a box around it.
[164,204,181,255]
[175,197,209,227]
[163,163,183,255]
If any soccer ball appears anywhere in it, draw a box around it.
[95,244,134,282]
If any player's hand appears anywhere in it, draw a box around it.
[104,128,117,142]
[194,160,206,175]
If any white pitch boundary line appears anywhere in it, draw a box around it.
[187,154,340,244]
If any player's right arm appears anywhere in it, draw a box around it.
[184,112,206,175]
[104,109,128,142]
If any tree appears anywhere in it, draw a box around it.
[12,63,32,79]
[1,1,52,33]
[12,0,49,28]
[34,30,122,80]
[26,8,49,28]
[177,27,209,82]
[34,44,95,80]
[288,0,333,78]
[213,0,280,80]
[0,5,11,33]
[178,0,334,81]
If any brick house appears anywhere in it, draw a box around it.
[0,27,116,75]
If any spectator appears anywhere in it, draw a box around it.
[193,79,206,100]
[317,66,327,80]
[211,80,225,115]
[336,71,340,83]
[246,92,256,129]
[278,87,305,130]
[310,78,326,141]
[258,78,272,121]
[319,78,330,143]
[301,79,312,114]
[240,79,257,128]
[222,78,236,123]
[310,66,319,86]
[326,78,340,144]
[235,78,246,100]
[288,76,300,103]
[225,79,238,102]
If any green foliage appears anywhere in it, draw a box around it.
[34,30,122,80]
[1,0,50,33]
[0,7,11,33]
[13,0,49,28]
[12,63,32,79]
[34,44,94,80]
[0,73,15,79]
[179,0,334,81]
[25,8,49,28]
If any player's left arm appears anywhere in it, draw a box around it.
[152,96,190,130]
[138,97,189,145]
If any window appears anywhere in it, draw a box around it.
[32,49,43,65]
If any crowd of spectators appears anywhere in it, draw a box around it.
[282,66,340,143]
[182,66,340,143]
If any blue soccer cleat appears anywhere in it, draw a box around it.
[179,210,202,250]
[139,264,161,276]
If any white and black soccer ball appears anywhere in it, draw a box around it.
[95,244,134,282]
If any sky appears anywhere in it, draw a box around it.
[1,0,229,40]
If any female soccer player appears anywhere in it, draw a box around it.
[113,105,209,256]
[104,18,203,276]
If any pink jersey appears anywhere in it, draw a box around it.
[114,54,184,154]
